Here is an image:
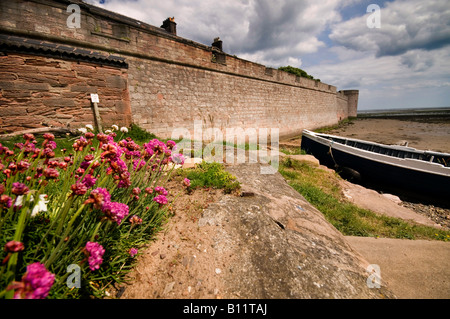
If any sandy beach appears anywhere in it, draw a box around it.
[325,117,450,154]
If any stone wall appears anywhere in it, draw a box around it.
[128,58,340,139]
[0,0,358,138]
[0,53,131,132]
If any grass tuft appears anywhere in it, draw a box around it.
[279,158,450,241]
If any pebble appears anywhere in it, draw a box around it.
[402,201,450,230]
[215,268,222,274]
[163,281,175,295]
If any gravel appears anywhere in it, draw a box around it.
[401,201,450,230]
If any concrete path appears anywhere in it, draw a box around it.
[345,236,450,299]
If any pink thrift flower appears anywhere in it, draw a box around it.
[11,182,29,195]
[71,182,87,196]
[4,240,25,253]
[133,159,146,171]
[101,201,129,225]
[170,153,185,165]
[23,133,35,141]
[82,174,97,188]
[117,178,131,189]
[154,186,168,196]
[153,194,168,206]
[43,167,59,179]
[129,248,138,257]
[166,140,176,150]
[43,133,55,141]
[7,262,55,299]
[129,215,143,225]
[183,178,191,187]
[85,187,110,209]
[85,242,105,271]
[45,141,57,150]
[0,194,12,208]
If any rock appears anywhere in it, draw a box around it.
[287,154,320,166]
[182,157,203,169]
[163,281,176,295]
[381,193,402,205]
[198,163,396,298]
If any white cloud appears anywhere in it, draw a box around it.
[83,0,450,110]
[329,0,450,57]
[85,0,348,66]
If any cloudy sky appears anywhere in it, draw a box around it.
[85,0,450,111]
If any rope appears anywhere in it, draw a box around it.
[328,142,339,169]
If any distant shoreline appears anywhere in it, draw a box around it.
[357,107,450,119]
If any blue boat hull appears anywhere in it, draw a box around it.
[301,133,450,206]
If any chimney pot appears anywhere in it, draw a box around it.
[161,17,177,35]
[212,37,223,51]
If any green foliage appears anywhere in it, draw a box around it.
[126,123,157,144]
[280,146,307,156]
[279,158,450,241]
[278,65,320,82]
[0,127,181,299]
[179,161,240,194]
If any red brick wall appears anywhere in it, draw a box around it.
[0,53,130,133]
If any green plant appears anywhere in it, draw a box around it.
[0,126,188,299]
[280,146,306,155]
[278,65,319,81]
[179,161,240,194]
[279,158,450,241]
[125,124,157,144]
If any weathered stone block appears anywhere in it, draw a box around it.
[43,98,76,108]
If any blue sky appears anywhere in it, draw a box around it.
[84,0,450,111]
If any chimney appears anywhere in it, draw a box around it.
[161,17,176,35]
[212,37,223,51]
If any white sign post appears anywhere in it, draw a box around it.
[90,94,103,133]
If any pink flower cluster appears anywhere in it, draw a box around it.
[153,194,168,206]
[101,201,129,225]
[154,186,168,196]
[129,248,138,257]
[86,187,129,225]
[85,241,105,271]
[7,262,55,299]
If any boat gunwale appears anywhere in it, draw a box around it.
[301,129,450,177]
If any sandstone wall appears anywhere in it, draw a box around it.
[128,58,340,139]
[0,53,130,132]
[0,0,358,138]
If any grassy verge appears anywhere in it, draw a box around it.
[279,146,307,156]
[313,117,356,133]
[279,157,450,241]
[177,161,241,195]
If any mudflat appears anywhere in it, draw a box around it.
[326,117,450,154]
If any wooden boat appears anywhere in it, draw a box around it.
[300,129,450,205]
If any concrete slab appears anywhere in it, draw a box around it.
[345,236,450,299]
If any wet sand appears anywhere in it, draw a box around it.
[325,117,450,154]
